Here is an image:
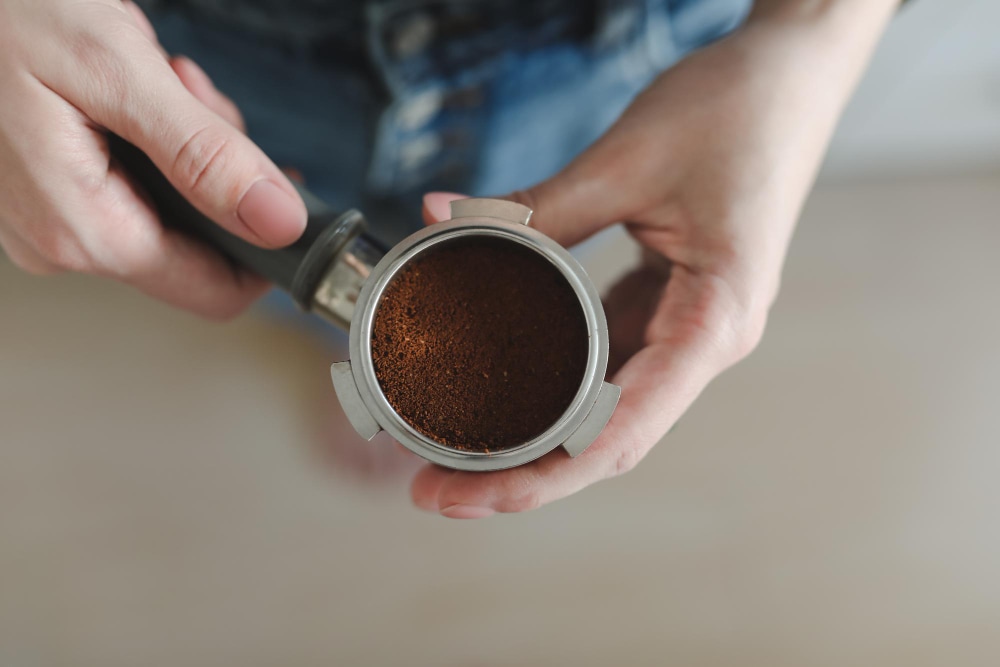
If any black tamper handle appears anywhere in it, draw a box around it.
[108,135,372,311]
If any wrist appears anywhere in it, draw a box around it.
[733,0,897,105]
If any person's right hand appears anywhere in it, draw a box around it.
[0,0,306,318]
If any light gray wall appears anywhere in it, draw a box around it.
[821,0,1000,181]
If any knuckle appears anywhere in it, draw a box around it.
[171,126,236,196]
[69,217,158,279]
[33,230,90,273]
[611,446,643,478]
[713,293,768,364]
[495,490,542,514]
[732,309,767,360]
[669,269,770,365]
[91,238,157,279]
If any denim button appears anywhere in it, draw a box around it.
[397,88,444,130]
[390,11,436,59]
[399,133,443,171]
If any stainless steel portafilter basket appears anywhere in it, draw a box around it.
[330,198,620,471]
[110,138,619,471]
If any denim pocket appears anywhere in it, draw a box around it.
[363,0,622,196]
[361,0,751,198]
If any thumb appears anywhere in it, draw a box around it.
[45,9,306,248]
[423,153,629,247]
[116,81,305,249]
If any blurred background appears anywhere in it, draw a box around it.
[2,0,999,665]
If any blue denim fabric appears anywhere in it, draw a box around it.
[149,0,750,245]
[146,1,749,333]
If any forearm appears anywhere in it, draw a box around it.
[742,0,901,130]
[707,0,900,242]
[535,0,901,285]
[596,0,901,299]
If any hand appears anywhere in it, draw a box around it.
[0,0,306,318]
[411,0,899,518]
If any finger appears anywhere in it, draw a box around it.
[410,339,720,516]
[35,4,305,248]
[6,54,265,317]
[501,175,624,248]
[422,185,614,248]
[129,228,270,319]
[169,56,246,132]
[102,161,270,319]
[0,77,92,274]
[604,263,671,375]
[410,465,454,513]
[411,267,743,517]
[421,146,634,248]
[421,191,466,225]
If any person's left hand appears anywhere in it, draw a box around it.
[409,0,898,518]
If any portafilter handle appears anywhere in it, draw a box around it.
[108,135,385,329]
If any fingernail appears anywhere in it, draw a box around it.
[238,179,306,247]
[439,504,495,520]
[422,192,461,222]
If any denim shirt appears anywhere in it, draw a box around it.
[144,0,752,241]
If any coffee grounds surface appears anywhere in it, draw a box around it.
[371,236,589,453]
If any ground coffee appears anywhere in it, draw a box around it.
[371,236,589,453]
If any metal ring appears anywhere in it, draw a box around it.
[346,217,610,471]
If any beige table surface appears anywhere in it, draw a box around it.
[1,175,999,666]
